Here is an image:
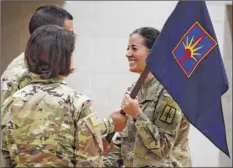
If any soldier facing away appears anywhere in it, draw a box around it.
[1,5,74,105]
[1,25,126,167]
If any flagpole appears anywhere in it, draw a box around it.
[105,66,150,142]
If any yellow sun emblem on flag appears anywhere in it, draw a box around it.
[172,21,217,78]
[181,35,205,64]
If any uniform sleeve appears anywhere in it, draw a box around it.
[1,96,14,167]
[103,133,123,167]
[79,99,115,135]
[1,128,12,167]
[73,99,115,167]
[1,54,28,105]
[1,78,19,106]
[134,90,183,159]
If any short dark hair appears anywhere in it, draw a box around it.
[130,27,160,49]
[29,5,73,34]
[25,25,75,79]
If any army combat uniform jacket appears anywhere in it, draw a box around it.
[1,72,115,167]
[104,77,192,167]
[1,53,27,106]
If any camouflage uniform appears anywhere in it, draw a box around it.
[1,53,28,106]
[1,72,115,167]
[104,77,192,167]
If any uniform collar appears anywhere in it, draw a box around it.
[142,76,157,88]
[139,76,161,102]
[29,72,64,84]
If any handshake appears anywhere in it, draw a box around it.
[102,93,141,155]
[109,93,141,132]
[109,109,127,132]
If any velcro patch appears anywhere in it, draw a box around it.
[159,105,176,124]
[89,114,101,127]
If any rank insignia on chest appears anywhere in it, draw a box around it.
[90,114,101,127]
[160,105,176,124]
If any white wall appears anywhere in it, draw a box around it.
[219,4,232,167]
[62,1,232,167]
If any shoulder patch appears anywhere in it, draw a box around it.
[89,114,101,127]
[172,22,217,78]
[154,90,183,135]
[159,105,177,124]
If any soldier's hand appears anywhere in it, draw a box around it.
[121,94,142,119]
[110,109,127,132]
[102,137,114,155]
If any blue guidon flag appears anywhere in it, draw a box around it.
[146,1,230,157]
